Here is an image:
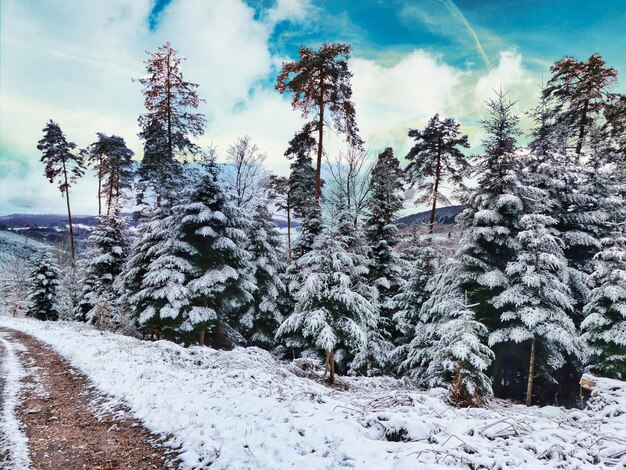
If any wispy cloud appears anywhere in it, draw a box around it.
[434,0,493,70]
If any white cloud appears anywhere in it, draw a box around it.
[0,0,542,215]
[351,51,463,156]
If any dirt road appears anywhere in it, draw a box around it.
[0,327,176,469]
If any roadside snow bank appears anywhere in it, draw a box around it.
[1,317,625,469]
[0,331,31,468]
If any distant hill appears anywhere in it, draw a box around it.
[0,230,50,265]
[396,205,463,227]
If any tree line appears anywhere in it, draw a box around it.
[26,43,625,407]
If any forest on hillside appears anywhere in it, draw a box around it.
[9,42,626,409]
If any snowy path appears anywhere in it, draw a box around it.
[0,330,31,469]
[1,318,625,469]
[0,327,173,469]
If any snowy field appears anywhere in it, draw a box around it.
[1,317,625,470]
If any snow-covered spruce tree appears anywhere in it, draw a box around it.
[525,92,598,323]
[240,201,286,349]
[119,188,196,340]
[392,234,441,368]
[287,124,321,259]
[277,226,378,384]
[581,163,626,379]
[176,155,255,347]
[404,114,470,234]
[76,204,129,325]
[456,91,527,397]
[26,250,60,321]
[37,120,85,265]
[357,147,404,371]
[332,211,383,375]
[491,208,580,406]
[402,260,494,406]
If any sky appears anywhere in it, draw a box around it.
[0,0,624,215]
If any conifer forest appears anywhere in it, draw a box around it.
[1,2,625,468]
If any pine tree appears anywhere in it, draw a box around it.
[176,156,255,347]
[26,250,60,321]
[138,43,205,162]
[240,201,286,349]
[402,261,494,406]
[405,114,470,234]
[268,175,293,262]
[581,163,626,379]
[37,120,85,265]
[277,227,378,384]
[77,205,129,325]
[83,133,134,216]
[276,43,363,201]
[136,43,204,203]
[491,209,580,406]
[543,53,617,158]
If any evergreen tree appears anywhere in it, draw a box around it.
[136,43,204,202]
[120,193,195,339]
[363,147,404,369]
[138,43,205,162]
[77,205,129,324]
[527,89,602,321]
[176,156,255,347]
[240,201,286,349]
[581,163,626,379]
[277,227,378,384]
[268,175,293,262]
[276,43,363,201]
[456,91,527,397]
[333,211,383,375]
[37,120,85,264]
[392,235,440,367]
[543,53,617,158]
[26,250,60,321]
[83,133,134,216]
[402,261,494,406]
[405,114,470,234]
[490,210,580,406]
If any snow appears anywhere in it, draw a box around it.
[1,317,625,469]
[0,331,31,468]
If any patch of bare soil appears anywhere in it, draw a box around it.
[0,327,177,470]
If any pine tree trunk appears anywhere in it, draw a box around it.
[315,84,325,202]
[198,328,205,347]
[106,171,115,217]
[575,99,589,160]
[326,349,335,384]
[429,138,443,235]
[526,337,536,406]
[287,206,292,264]
[61,161,76,266]
[97,163,102,217]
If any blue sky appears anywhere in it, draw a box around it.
[0,0,624,215]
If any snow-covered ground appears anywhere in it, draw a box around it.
[1,317,625,469]
[0,331,32,468]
